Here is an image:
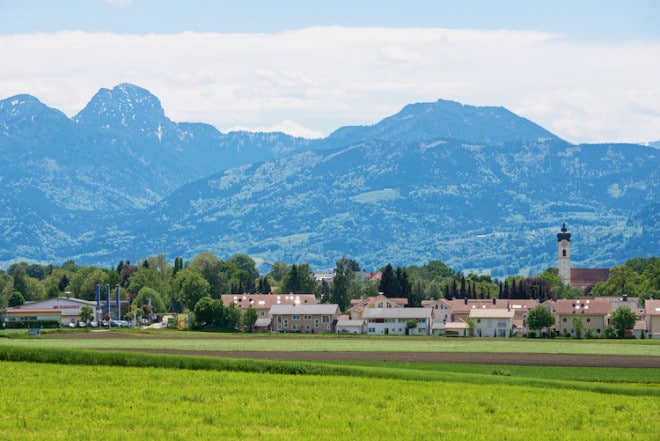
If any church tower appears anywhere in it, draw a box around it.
[557,223,571,286]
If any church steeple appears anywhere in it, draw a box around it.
[557,223,571,286]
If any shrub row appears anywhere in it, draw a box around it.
[3,320,60,329]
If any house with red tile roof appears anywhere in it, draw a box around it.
[552,298,610,337]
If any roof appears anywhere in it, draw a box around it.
[269,304,340,315]
[253,318,272,327]
[6,308,62,314]
[336,319,365,327]
[469,309,515,319]
[633,320,647,331]
[644,299,660,316]
[444,321,470,330]
[363,308,432,320]
[447,298,538,314]
[222,294,317,310]
[17,297,97,309]
[570,268,609,287]
[349,295,407,315]
[553,298,610,315]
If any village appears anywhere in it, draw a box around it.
[4,224,659,339]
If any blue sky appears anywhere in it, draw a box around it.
[1,0,659,142]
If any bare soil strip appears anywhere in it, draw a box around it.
[118,348,660,368]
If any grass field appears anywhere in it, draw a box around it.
[0,330,658,440]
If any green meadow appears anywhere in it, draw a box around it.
[0,331,658,440]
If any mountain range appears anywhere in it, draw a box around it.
[0,84,657,277]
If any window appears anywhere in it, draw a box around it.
[368,327,375,333]
[292,315,300,321]
[322,315,329,323]
[586,318,591,323]
[283,319,288,328]
[562,250,567,257]
[314,319,319,327]
[303,315,312,320]
[562,317,567,323]
[305,325,310,331]
[292,324,300,331]
[260,311,265,316]
[596,328,601,334]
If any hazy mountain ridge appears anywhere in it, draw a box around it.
[0,84,657,275]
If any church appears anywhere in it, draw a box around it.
[557,223,610,290]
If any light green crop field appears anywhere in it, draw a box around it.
[0,361,658,441]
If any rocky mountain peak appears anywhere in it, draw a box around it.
[73,83,167,131]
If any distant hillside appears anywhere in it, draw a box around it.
[0,85,657,275]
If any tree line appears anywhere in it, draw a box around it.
[1,253,657,327]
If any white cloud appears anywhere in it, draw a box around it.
[0,27,658,143]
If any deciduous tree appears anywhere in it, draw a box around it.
[527,305,555,336]
[610,306,637,338]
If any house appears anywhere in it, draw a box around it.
[552,298,610,337]
[422,298,452,324]
[221,294,317,321]
[444,298,538,324]
[269,304,340,333]
[4,296,98,327]
[363,307,432,336]
[644,299,660,339]
[469,308,515,338]
[336,316,366,334]
[348,294,407,320]
[441,321,470,337]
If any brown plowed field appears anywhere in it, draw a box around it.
[47,332,659,368]
[119,348,660,368]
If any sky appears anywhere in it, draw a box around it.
[1,0,659,143]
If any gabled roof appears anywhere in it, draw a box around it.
[468,309,515,319]
[363,308,432,320]
[269,304,340,315]
[554,298,610,315]
[349,295,407,314]
[570,268,609,287]
[644,299,660,316]
[447,298,538,314]
[222,294,317,310]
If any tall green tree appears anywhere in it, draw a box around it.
[527,305,555,336]
[331,258,358,311]
[379,264,397,297]
[610,306,637,338]
[174,267,211,311]
[243,307,258,332]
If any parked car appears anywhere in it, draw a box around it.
[110,319,129,328]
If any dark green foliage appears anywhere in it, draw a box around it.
[379,264,396,297]
[331,258,358,311]
[3,320,60,329]
[8,291,24,307]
